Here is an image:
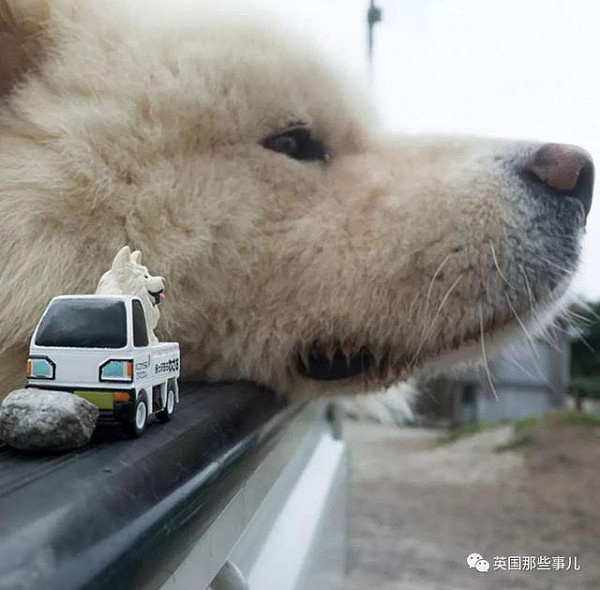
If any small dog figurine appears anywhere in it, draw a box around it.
[96,246,165,344]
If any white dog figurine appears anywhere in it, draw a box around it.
[96,246,165,344]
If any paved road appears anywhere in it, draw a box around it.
[341,421,600,590]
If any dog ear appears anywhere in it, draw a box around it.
[131,250,142,265]
[0,0,50,97]
[111,246,131,271]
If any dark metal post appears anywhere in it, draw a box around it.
[367,0,383,77]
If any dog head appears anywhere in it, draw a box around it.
[96,246,165,309]
[0,0,594,396]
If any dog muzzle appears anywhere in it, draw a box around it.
[148,289,165,306]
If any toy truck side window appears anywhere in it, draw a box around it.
[132,299,149,347]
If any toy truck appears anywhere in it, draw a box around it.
[26,295,180,437]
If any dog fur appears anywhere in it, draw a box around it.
[0,0,591,400]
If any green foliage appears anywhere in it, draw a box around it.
[546,408,600,427]
[512,415,541,434]
[495,432,535,452]
[569,300,600,398]
[568,376,600,400]
[439,410,600,449]
[437,421,501,444]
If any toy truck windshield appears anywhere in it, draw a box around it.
[35,298,127,349]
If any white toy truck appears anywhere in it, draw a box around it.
[26,295,180,437]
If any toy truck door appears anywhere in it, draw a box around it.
[131,299,154,392]
[131,299,149,349]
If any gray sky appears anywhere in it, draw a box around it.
[255,0,600,299]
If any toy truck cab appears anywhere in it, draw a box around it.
[27,295,180,437]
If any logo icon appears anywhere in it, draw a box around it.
[467,552,490,573]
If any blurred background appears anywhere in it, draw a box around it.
[258,1,600,588]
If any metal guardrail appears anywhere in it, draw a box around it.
[0,382,307,590]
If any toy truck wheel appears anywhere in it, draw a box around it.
[126,394,148,437]
[156,385,176,423]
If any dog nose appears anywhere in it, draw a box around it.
[524,143,594,217]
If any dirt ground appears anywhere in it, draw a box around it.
[341,420,600,590]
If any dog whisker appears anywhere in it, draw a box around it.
[425,253,453,305]
[547,322,564,351]
[489,240,518,291]
[504,349,554,390]
[505,294,540,360]
[572,301,600,323]
[531,253,577,276]
[479,303,498,401]
[520,265,545,323]
[569,327,596,353]
[411,273,464,366]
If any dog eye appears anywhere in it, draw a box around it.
[262,127,327,162]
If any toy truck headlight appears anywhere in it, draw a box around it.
[26,357,55,380]
[100,360,133,383]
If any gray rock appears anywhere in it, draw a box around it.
[0,389,99,451]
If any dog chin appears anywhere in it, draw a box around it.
[290,271,576,393]
[420,278,576,378]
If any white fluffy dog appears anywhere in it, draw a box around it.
[96,246,165,345]
[0,0,594,400]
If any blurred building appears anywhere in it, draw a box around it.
[416,333,570,426]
